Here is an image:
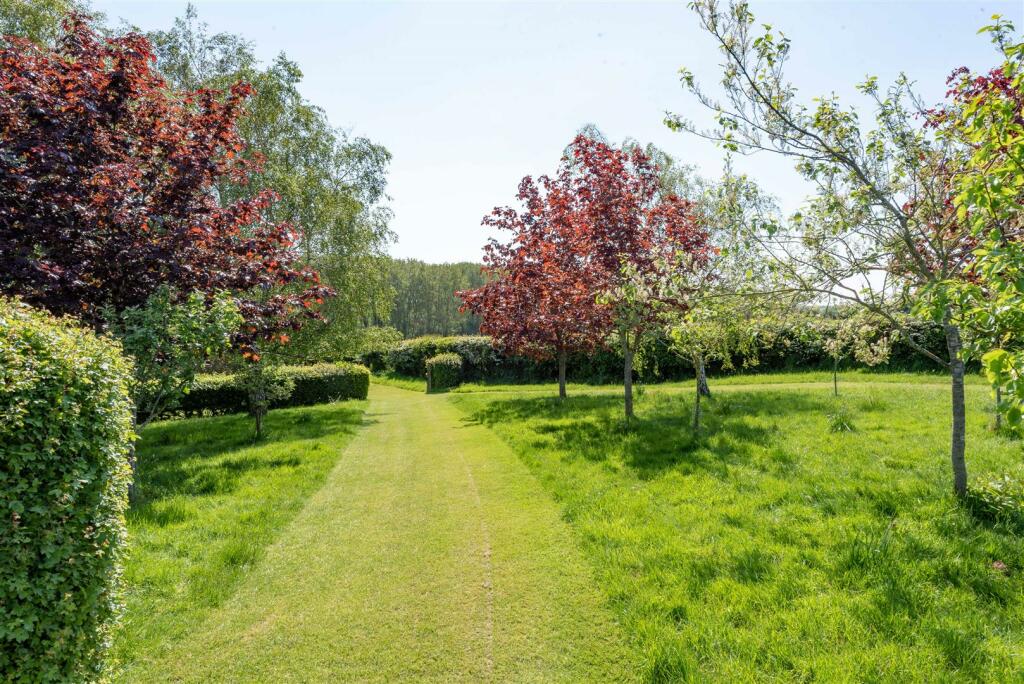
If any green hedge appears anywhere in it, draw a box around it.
[0,298,134,681]
[426,353,462,392]
[171,362,369,418]
[384,318,950,385]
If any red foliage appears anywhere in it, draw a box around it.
[459,135,710,360]
[0,16,330,353]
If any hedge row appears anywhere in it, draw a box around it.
[426,352,462,392]
[1,298,134,681]
[381,318,950,385]
[168,362,370,418]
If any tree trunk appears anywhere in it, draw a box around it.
[944,322,968,497]
[995,386,1002,431]
[622,333,634,421]
[693,376,702,434]
[696,355,711,398]
[833,357,839,397]
[557,348,567,400]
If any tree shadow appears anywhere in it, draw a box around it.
[464,389,825,480]
[133,403,370,510]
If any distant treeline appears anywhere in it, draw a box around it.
[376,259,485,337]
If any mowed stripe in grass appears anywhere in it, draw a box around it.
[127,384,638,683]
[113,401,368,680]
[452,376,1024,682]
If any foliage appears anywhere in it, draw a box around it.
[670,0,975,493]
[347,326,404,371]
[0,16,329,355]
[0,0,91,45]
[107,287,242,426]
[146,6,393,354]
[0,297,134,681]
[239,363,295,438]
[167,363,370,418]
[386,336,500,379]
[282,363,371,406]
[963,469,1024,529]
[426,352,463,392]
[459,139,613,376]
[383,319,949,387]
[384,259,484,337]
[942,19,1024,429]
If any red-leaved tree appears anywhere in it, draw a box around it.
[459,174,610,398]
[565,136,711,419]
[462,135,711,414]
[0,16,330,355]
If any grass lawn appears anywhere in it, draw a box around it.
[121,385,636,682]
[451,373,1024,682]
[111,400,367,680]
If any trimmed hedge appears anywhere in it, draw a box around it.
[385,318,950,385]
[1,298,134,681]
[171,362,370,418]
[426,353,462,392]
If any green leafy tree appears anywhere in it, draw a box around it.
[0,0,92,45]
[106,287,242,428]
[145,5,394,356]
[942,19,1024,433]
[670,0,977,494]
[238,362,294,440]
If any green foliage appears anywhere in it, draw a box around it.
[964,470,1024,529]
[0,298,134,681]
[166,363,370,418]
[385,318,948,387]
[282,363,371,406]
[385,336,499,379]
[146,6,394,353]
[238,364,295,438]
[107,287,242,426]
[948,22,1024,430]
[426,353,462,392]
[0,0,92,45]
[381,259,485,337]
[346,326,404,371]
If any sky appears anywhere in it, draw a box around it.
[93,0,1024,263]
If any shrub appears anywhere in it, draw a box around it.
[965,472,1024,528]
[279,363,370,406]
[426,353,462,392]
[386,336,499,379]
[0,298,134,681]
[165,363,370,419]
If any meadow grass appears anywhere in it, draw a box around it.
[111,400,366,680]
[124,385,636,682]
[451,374,1024,682]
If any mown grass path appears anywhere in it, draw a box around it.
[132,384,636,682]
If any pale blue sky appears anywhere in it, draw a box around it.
[94,1,1023,263]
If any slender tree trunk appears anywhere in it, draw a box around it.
[693,376,702,434]
[696,355,711,398]
[557,348,567,400]
[944,322,968,497]
[995,386,1002,431]
[833,357,839,397]
[622,333,634,421]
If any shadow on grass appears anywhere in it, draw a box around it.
[133,403,370,510]
[463,389,824,479]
